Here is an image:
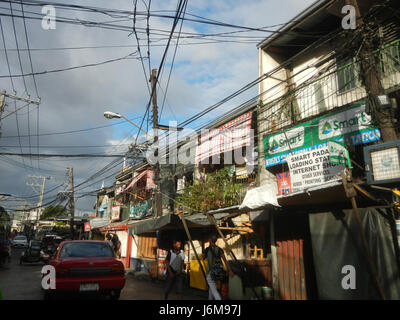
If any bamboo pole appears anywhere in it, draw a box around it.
[206,211,260,299]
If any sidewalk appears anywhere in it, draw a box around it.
[120,271,209,300]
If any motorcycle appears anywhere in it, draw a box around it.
[20,240,49,264]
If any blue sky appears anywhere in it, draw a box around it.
[0,0,316,212]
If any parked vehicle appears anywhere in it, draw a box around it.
[20,240,49,264]
[12,235,28,248]
[43,241,125,300]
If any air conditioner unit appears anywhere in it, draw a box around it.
[364,140,400,184]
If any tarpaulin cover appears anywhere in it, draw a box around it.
[239,184,280,210]
[309,208,400,300]
[128,212,229,236]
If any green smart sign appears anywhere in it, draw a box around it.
[328,141,352,168]
[264,102,381,167]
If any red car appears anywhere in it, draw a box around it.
[43,240,125,300]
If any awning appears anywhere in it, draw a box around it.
[88,218,109,229]
[99,219,130,232]
[128,212,230,236]
[122,169,155,193]
[239,184,280,211]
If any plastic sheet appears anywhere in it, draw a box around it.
[309,208,400,299]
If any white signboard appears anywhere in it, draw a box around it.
[286,146,345,192]
[111,205,120,221]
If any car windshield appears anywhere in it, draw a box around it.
[31,243,41,249]
[59,242,113,258]
[15,236,27,240]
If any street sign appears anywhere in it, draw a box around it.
[84,222,91,232]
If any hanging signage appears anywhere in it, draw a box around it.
[111,205,120,221]
[286,146,346,192]
[328,141,352,168]
[130,200,152,219]
[264,103,381,167]
[84,222,91,233]
[276,172,292,195]
[195,111,253,163]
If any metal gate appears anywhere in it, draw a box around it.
[276,239,307,300]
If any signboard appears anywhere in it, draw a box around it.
[130,200,152,219]
[264,103,381,167]
[286,146,346,192]
[111,205,120,221]
[328,141,352,168]
[276,172,292,195]
[84,222,91,233]
[195,111,252,163]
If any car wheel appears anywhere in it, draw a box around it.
[110,289,121,300]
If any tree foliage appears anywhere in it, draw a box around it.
[176,167,242,214]
[0,206,10,227]
[41,205,67,220]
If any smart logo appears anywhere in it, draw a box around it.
[322,122,333,135]
[318,105,371,140]
[267,127,305,155]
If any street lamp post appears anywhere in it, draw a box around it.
[103,111,152,139]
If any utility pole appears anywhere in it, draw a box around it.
[68,168,75,239]
[350,0,398,142]
[150,69,162,217]
[26,175,47,229]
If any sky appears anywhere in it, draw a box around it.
[0,0,316,214]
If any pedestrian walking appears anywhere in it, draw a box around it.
[5,235,11,263]
[106,233,114,249]
[164,240,185,300]
[203,235,234,300]
[112,234,121,259]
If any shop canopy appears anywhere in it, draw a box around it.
[128,212,229,236]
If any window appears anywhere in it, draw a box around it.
[381,40,400,75]
[337,59,358,93]
[59,242,114,258]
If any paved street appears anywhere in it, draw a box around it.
[0,247,207,300]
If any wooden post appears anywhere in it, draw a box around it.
[178,212,207,285]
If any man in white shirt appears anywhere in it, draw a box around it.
[164,239,185,300]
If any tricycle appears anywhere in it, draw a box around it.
[20,240,49,264]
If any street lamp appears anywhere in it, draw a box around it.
[104,111,152,139]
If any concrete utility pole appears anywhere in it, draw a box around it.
[26,175,47,228]
[68,168,75,239]
[150,69,162,217]
[350,0,398,142]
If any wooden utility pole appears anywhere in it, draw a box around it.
[350,0,397,142]
[68,168,75,239]
[150,69,162,217]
